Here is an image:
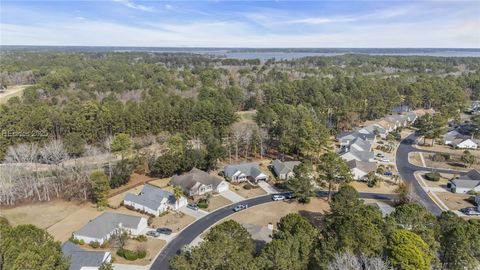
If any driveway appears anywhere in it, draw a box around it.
[258,181,279,194]
[179,206,208,219]
[220,189,245,203]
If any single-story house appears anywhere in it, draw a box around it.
[171,168,229,196]
[367,202,395,217]
[73,212,147,245]
[272,159,301,180]
[337,131,376,146]
[448,170,480,194]
[123,184,187,216]
[62,241,111,270]
[349,137,373,152]
[405,111,417,123]
[359,124,388,138]
[242,223,273,251]
[443,130,463,145]
[451,138,478,149]
[340,148,375,163]
[347,159,377,180]
[224,162,268,183]
[387,115,408,128]
[377,119,396,132]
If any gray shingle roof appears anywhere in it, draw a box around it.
[345,148,374,162]
[124,184,175,210]
[367,202,395,217]
[347,160,377,173]
[171,168,223,190]
[62,242,109,270]
[350,137,372,152]
[224,162,264,178]
[451,170,480,189]
[272,159,301,176]
[75,212,144,240]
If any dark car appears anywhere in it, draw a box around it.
[460,207,480,216]
[156,227,173,235]
[285,192,297,199]
[187,203,199,211]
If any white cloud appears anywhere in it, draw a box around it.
[285,17,356,25]
[113,0,155,12]
[75,16,86,20]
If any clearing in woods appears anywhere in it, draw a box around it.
[0,85,31,104]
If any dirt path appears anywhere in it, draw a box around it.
[0,85,31,104]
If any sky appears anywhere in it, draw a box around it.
[1,0,479,48]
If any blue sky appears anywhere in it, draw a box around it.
[1,1,479,47]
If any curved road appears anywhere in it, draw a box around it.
[395,133,467,216]
[151,192,397,270]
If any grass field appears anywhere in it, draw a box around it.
[0,85,31,104]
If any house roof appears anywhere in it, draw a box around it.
[367,202,395,217]
[124,184,175,210]
[362,124,386,134]
[272,159,301,175]
[62,242,109,270]
[75,212,144,240]
[171,168,224,190]
[242,223,272,245]
[342,148,374,162]
[224,162,265,178]
[347,160,377,173]
[451,170,480,189]
[350,137,372,152]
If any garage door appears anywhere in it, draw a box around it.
[216,181,229,192]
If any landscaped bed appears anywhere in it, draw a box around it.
[113,238,166,265]
[229,182,267,198]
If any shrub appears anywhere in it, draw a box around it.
[431,153,446,162]
[243,184,252,190]
[147,216,154,226]
[89,241,101,248]
[136,249,147,259]
[424,172,440,181]
[135,235,147,242]
[298,196,310,204]
[197,199,208,209]
[116,248,146,261]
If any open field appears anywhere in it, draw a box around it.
[230,183,267,198]
[416,143,480,158]
[109,185,144,208]
[0,200,85,229]
[0,85,31,104]
[409,152,474,171]
[150,211,196,232]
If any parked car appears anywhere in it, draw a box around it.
[272,194,286,201]
[376,153,385,158]
[285,192,296,199]
[187,203,199,211]
[384,171,393,176]
[156,227,173,235]
[380,158,390,163]
[233,204,248,212]
[460,207,480,216]
[146,230,160,237]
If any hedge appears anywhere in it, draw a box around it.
[117,248,147,261]
[424,172,441,181]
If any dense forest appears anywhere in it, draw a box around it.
[0,51,479,204]
[170,186,480,270]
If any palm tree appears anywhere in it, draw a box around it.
[173,186,184,210]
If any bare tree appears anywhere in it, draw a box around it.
[359,255,390,270]
[328,253,361,270]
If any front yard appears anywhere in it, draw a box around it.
[150,211,196,232]
[204,195,232,212]
[409,152,475,171]
[434,192,476,211]
[350,180,400,194]
[113,238,166,265]
[229,182,267,198]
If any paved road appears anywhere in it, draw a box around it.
[395,133,468,216]
[151,191,397,270]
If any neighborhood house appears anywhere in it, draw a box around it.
[171,167,229,196]
[73,212,147,245]
[224,162,268,183]
[272,159,301,180]
[62,241,111,270]
[123,184,187,216]
[448,169,480,194]
[347,159,377,180]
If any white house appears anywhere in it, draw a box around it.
[62,241,111,270]
[171,168,229,196]
[224,162,268,183]
[73,212,147,245]
[452,138,478,149]
[347,160,377,180]
[123,184,187,216]
[271,159,301,180]
[341,148,375,163]
[448,170,480,194]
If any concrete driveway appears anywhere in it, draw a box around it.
[179,206,208,219]
[220,189,245,202]
[258,181,279,194]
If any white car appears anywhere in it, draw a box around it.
[272,195,286,201]
[233,204,248,212]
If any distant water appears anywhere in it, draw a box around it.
[218,51,480,60]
